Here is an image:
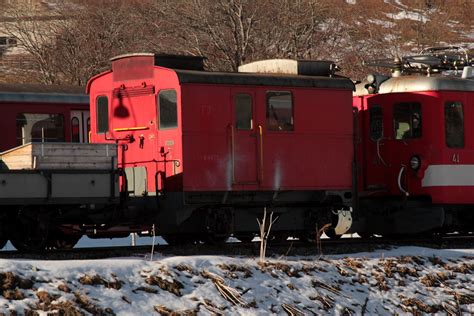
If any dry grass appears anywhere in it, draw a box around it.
[145,275,184,296]
[78,274,123,290]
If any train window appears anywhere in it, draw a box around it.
[266,91,293,131]
[71,117,80,142]
[158,90,177,129]
[393,102,421,140]
[16,113,65,145]
[96,96,109,133]
[445,101,464,148]
[235,94,253,130]
[369,106,383,141]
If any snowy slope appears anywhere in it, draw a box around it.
[0,247,471,315]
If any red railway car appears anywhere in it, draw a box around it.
[353,48,474,236]
[0,84,90,152]
[86,54,355,242]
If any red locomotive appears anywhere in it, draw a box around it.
[353,47,474,236]
[86,54,355,243]
[0,84,90,152]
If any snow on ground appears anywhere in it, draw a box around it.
[0,247,472,315]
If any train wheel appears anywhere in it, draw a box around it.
[10,221,49,252]
[46,229,81,250]
[325,228,342,239]
[0,238,7,250]
[269,233,288,243]
[235,233,254,243]
[202,233,229,245]
[161,234,196,246]
[8,208,50,252]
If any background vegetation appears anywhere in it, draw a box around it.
[0,0,473,85]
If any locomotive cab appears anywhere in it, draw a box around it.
[354,49,474,236]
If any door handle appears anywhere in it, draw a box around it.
[258,125,264,183]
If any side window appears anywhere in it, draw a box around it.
[235,94,253,130]
[158,90,177,129]
[16,113,65,145]
[445,101,464,148]
[71,117,80,142]
[96,96,109,133]
[266,91,293,131]
[393,102,421,140]
[369,106,383,141]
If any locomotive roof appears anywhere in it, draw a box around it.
[174,69,355,90]
[354,75,474,96]
[0,83,88,104]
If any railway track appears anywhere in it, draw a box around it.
[0,234,472,260]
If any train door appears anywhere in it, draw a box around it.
[231,90,258,185]
[70,110,90,143]
[363,100,389,192]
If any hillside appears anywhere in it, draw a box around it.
[0,0,473,84]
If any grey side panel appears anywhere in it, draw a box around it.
[0,173,48,198]
[51,174,118,198]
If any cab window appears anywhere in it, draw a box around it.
[369,105,383,140]
[96,96,109,133]
[445,101,464,148]
[393,102,421,140]
[235,94,253,130]
[158,90,177,129]
[266,91,293,131]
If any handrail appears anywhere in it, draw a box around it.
[258,125,264,183]
[230,124,235,184]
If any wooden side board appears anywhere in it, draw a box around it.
[0,143,117,170]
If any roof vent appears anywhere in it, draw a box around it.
[238,59,338,77]
[153,54,206,71]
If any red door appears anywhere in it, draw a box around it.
[231,90,258,185]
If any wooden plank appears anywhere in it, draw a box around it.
[0,143,117,170]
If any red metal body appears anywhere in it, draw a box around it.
[0,84,90,152]
[356,77,474,205]
[87,55,354,197]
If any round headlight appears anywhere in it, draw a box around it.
[367,74,376,84]
[410,156,421,170]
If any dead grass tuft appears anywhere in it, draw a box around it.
[372,273,389,291]
[145,275,183,296]
[217,264,252,278]
[174,264,197,275]
[78,274,123,290]
[258,262,301,278]
[132,286,158,294]
[428,256,445,266]
[400,296,441,314]
[2,289,25,300]
[58,283,71,293]
[154,304,197,315]
[74,291,114,315]
[445,263,473,274]
[0,272,34,299]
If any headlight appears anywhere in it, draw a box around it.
[410,155,421,170]
[367,74,376,84]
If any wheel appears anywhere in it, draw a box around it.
[268,233,288,243]
[161,234,196,246]
[0,238,7,250]
[235,233,254,243]
[46,229,81,250]
[201,233,230,245]
[357,232,373,239]
[325,228,342,239]
[9,212,49,252]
